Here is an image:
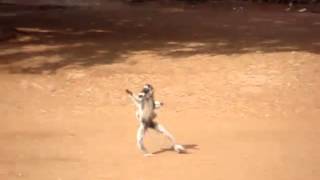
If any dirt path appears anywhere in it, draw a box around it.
[0,2,320,180]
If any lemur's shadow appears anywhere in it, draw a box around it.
[152,144,199,155]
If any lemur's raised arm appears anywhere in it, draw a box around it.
[126,89,143,106]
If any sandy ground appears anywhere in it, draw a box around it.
[0,2,320,180]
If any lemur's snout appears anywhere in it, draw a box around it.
[142,84,153,94]
[142,88,150,94]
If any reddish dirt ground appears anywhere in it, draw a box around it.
[0,2,320,180]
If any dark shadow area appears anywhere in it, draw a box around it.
[0,2,319,74]
[152,144,199,154]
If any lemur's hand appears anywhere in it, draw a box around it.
[125,89,133,95]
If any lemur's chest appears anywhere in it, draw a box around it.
[139,98,155,118]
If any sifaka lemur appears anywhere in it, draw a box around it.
[126,84,185,156]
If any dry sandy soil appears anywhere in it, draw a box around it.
[0,2,320,180]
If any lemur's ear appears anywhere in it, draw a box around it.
[144,84,153,89]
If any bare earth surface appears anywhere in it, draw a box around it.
[0,2,320,180]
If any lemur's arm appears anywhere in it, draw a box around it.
[126,89,142,106]
[154,101,164,109]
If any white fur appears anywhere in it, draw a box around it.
[173,144,186,153]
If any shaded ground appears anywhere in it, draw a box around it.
[0,2,320,180]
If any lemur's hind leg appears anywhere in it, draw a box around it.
[154,124,185,153]
[154,123,176,145]
[137,123,150,155]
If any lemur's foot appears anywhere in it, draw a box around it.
[173,144,186,153]
[143,153,154,157]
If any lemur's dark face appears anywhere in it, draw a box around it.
[141,84,153,98]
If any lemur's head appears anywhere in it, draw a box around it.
[140,84,154,98]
